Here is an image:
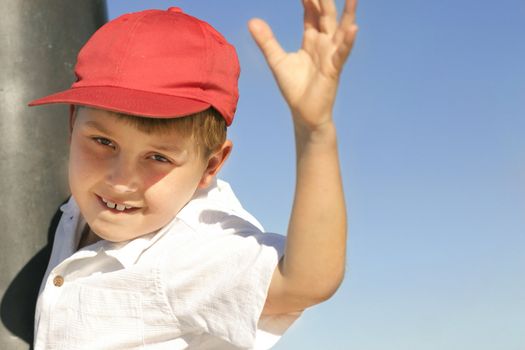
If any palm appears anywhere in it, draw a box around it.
[249,0,358,129]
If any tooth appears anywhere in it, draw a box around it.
[116,204,125,211]
[125,205,132,209]
[101,197,108,203]
[106,201,116,209]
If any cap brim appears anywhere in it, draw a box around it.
[28,86,211,119]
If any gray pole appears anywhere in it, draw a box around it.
[0,1,107,348]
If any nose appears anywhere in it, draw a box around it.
[105,154,139,193]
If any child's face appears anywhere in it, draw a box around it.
[69,107,210,242]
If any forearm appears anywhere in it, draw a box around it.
[281,118,347,302]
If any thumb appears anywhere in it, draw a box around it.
[248,18,286,68]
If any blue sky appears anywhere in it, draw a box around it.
[105,1,525,349]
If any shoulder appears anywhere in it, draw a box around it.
[157,222,286,348]
[150,179,290,347]
[175,178,285,249]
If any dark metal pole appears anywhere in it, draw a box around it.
[0,1,107,348]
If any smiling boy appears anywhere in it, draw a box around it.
[69,106,231,247]
[29,1,358,349]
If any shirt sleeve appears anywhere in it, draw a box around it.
[161,213,300,349]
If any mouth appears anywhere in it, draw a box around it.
[96,195,141,213]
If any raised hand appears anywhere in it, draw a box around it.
[248,0,358,131]
[253,1,358,316]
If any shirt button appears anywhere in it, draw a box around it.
[53,275,64,287]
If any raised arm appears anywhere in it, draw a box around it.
[248,0,358,314]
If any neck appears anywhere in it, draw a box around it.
[77,225,102,250]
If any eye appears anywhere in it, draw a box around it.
[92,137,115,148]
[150,154,171,163]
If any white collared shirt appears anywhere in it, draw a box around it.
[34,179,300,349]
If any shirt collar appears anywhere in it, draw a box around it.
[60,196,80,219]
[101,219,177,268]
[77,216,181,269]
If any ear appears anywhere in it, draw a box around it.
[198,140,233,189]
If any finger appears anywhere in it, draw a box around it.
[248,18,287,68]
[318,0,338,34]
[342,0,358,24]
[334,0,358,47]
[302,0,321,53]
[303,0,321,32]
[332,25,358,72]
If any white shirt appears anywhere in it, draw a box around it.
[34,179,300,349]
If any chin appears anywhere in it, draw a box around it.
[88,222,138,243]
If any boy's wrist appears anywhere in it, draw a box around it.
[293,116,338,147]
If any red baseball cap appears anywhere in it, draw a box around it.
[29,7,240,126]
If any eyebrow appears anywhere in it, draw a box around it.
[151,143,185,154]
[83,120,111,134]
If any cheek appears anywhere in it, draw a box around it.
[68,141,107,185]
[142,157,206,195]
[140,170,169,190]
[143,168,203,212]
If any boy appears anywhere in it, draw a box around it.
[29,1,358,349]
